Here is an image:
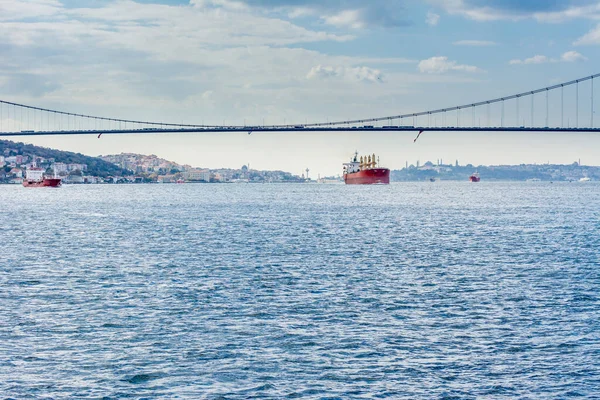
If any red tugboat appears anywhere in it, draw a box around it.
[469,172,481,182]
[22,168,61,187]
[343,152,390,185]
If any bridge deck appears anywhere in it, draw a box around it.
[1,126,600,136]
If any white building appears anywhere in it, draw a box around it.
[53,163,68,174]
[184,169,210,182]
[66,174,84,184]
[83,176,98,184]
[10,168,23,178]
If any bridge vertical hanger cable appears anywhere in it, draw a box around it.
[501,100,504,127]
[546,89,549,128]
[592,76,595,128]
[561,86,564,128]
[576,81,579,128]
[531,94,534,127]
[516,97,520,127]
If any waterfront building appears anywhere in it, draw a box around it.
[9,168,23,178]
[184,169,210,182]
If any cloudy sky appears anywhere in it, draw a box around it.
[1,0,599,175]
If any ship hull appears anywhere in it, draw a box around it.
[22,178,62,188]
[469,176,480,182]
[344,168,390,185]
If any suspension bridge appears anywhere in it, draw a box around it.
[0,73,598,137]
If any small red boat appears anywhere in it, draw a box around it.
[22,168,61,187]
[469,172,480,182]
[343,152,390,185]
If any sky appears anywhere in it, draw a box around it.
[1,0,600,176]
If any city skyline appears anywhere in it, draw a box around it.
[1,0,600,175]
[3,138,598,185]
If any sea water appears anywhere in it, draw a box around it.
[1,182,599,398]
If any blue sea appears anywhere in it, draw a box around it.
[1,182,599,399]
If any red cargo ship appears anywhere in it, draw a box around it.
[22,168,61,188]
[469,172,480,182]
[343,152,390,185]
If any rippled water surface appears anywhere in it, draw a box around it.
[1,182,600,399]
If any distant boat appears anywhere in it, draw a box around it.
[579,177,591,182]
[526,178,541,182]
[469,172,480,182]
[429,177,436,182]
[22,168,61,188]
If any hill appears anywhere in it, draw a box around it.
[391,161,598,181]
[0,139,131,178]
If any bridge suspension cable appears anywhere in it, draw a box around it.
[0,72,598,133]
[303,72,600,127]
[0,100,215,129]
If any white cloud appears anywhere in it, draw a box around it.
[534,4,600,23]
[561,50,587,62]
[574,24,600,45]
[307,65,383,83]
[322,9,364,29]
[431,0,600,23]
[509,55,549,65]
[237,1,409,29]
[191,0,249,11]
[429,0,523,22]
[509,51,587,65]
[418,56,483,74]
[453,40,496,46]
[287,7,316,19]
[0,0,62,21]
[426,12,440,26]
[61,1,354,48]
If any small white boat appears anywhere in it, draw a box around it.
[579,177,591,182]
